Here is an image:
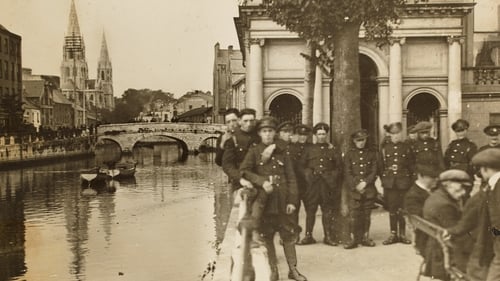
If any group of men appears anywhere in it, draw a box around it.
[215,106,500,281]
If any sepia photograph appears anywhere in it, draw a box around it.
[0,0,499,280]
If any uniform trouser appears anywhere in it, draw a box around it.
[249,187,268,228]
[384,188,408,234]
[260,213,300,272]
[303,179,337,238]
[349,191,375,241]
[466,253,489,281]
[486,238,500,281]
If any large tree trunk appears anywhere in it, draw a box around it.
[331,22,362,243]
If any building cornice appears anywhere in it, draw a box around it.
[400,2,475,18]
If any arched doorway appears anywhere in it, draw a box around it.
[407,93,441,139]
[360,54,379,145]
[268,94,302,124]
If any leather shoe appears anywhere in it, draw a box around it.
[288,268,307,281]
[398,235,411,244]
[382,233,399,245]
[297,234,316,245]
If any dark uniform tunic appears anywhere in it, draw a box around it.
[423,188,468,281]
[380,141,414,212]
[404,183,431,255]
[287,142,311,198]
[344,146,378,210]
[301,142,342,211]
[221,128,259,192]
[478,143,500,152]
[444,138,477,176]
[239,142,299,240]
[413,138,445,171]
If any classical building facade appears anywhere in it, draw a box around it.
[235,0,500,148]
[60,0,114,126]
[212,43,245,123]
[0,24,22,132]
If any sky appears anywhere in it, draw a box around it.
[0,0,241,98]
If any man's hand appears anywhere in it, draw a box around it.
[261,144,276,163]
[262,181,274,194]
[220,132,233,148]
[240,178,254,189]
[327,142,334,149]
[286,204,296,214]
[442,230,451,241]
[355,181,367,193]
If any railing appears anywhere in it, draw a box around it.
[466,66,500,85]
[405,213,469,281]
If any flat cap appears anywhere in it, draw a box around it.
[256,116,278,131]
[452,119,470,132]
[351,129,369,141]
[313,122,330,134]
[384,122,402,134]
[407,125,416,134]
[416,164,441,178]
[277,121,294,132]
[413,121,433,133]
[472,148,500,170]
[294,124,312,135]
[484,125,500,136]
[439,169,472,186]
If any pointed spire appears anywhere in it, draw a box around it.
[99,32,110,62]
[67,0,81,36]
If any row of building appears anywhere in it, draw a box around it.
[0,0,114,134]
[212,0,500,148]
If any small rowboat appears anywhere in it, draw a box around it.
[115,161,137,178]
[80,167,109,187]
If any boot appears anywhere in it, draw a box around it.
[264,237,279,281]
[398,219,411,245]
[360,232,376,247]
[344,232,358,250]
[283,241,307,281]
[297,232,316,245]
[323,227,337,246]
[360,212,375,247]
[344,218,359,249]
[322,209,336,246]
[382,231,399,245]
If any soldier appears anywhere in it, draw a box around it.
[240,116,306,281]
[478,124,500,152]
[444,119,477,176]
[221,108,259,193]
[412,121,445,171]
[406,125,418,146]
[276,121,295,152]
[343,129,378,249]
[472,148,500,281]
[298,122,341,246]
[422,170,472,280]
[403,165,439,255]
[215,108,240,166]
[380,122,414,245]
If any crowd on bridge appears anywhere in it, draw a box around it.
[215,107,500,281]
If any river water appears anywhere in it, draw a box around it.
[0,143,232,281]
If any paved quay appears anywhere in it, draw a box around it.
[214,203,434,281]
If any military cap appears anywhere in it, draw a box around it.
[256,116,278,131]
[407,125,416,134]
[313,122,330,134]
[351,129,369,141]
[416,164,441,178]
[277,121,294,132]
[472,148,500,170]
[413,121,433,133]
[294,124,312,135]
[438,169,472,186]
[483,124,500,136]
[451,119,469,132]
[383,122,402,134]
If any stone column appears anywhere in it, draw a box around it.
[388,37,405,123]
[440,109,449,151]
[312,65,324,124]
[246,38,265,119]
[377,78,390,141]
[447,36,464,140]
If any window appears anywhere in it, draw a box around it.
[4,39,8,54]
[4,61,8,79]
[11,63,15,81]
[189,105,193,110]
[490,113,500,124]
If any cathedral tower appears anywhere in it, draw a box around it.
[96,32,114,110]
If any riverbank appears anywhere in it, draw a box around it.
[0,136,95,170]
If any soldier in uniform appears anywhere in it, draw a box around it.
[215,108,240,166]
[412,121,446,171]
[472,148,500,281]
[478,124,500,152]
[444,119,477,176]
[298,122,341,246]
[240,116,306,281]
[343,129,378,249]
[380,122,414,245]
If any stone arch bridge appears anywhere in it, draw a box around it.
[97,122,225,154]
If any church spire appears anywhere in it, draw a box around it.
[99,32,110,63]
[67,0,81,36]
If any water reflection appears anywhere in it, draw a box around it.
[0,142,231,281]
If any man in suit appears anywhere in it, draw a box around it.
[298,123,342,246]
[472,148,500,281]
[215,108,240,166]
[404,164,439,255]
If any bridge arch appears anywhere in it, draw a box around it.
[132,134,189,161]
